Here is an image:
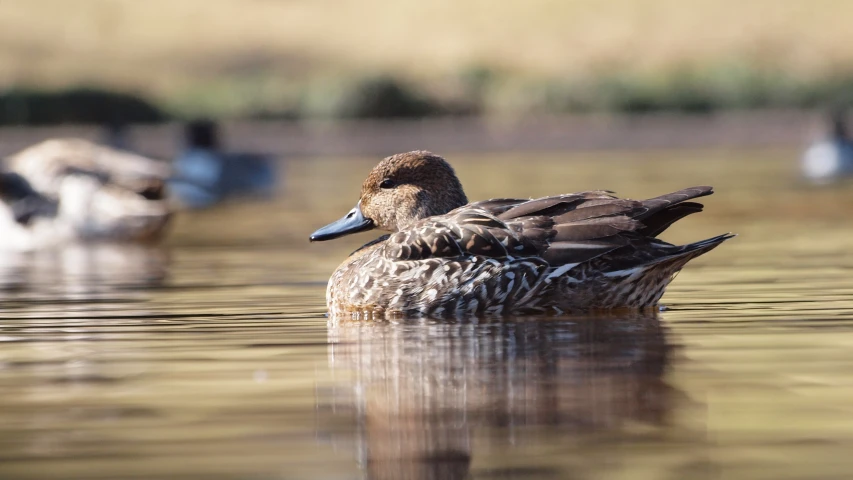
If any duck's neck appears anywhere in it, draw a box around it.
[398,194,468,231]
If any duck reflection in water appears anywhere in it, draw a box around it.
[323,312,678,480]
[0,243,169,300]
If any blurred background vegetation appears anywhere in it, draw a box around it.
[1,0,850,124]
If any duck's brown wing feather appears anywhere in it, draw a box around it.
[635,186,713,236]
[383,186,719,270]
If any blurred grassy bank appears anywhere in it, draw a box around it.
[1,0,851,122]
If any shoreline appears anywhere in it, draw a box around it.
[0,110,817,159]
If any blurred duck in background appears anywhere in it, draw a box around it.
[801,109,853,184]
[170,120,277,209]
[0,138,172,250]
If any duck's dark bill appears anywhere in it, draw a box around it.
[309,203,374,241]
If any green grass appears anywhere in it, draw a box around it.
[6,65,853,124]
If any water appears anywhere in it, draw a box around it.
[1,150,852,480]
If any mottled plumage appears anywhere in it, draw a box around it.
[310,151,733,319]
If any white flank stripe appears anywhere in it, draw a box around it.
[546,263,579,279]
[602,266,645,278]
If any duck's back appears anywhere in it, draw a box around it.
[1,139,172,244]
[328,187,732,318]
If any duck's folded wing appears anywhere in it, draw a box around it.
[383,187,716,270]
[383,192,627,262]
[383,206,635,265]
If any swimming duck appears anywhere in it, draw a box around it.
[170,120,277,208]
[310,151,733,318]
[801,110,853,183]
[0,138,172,249]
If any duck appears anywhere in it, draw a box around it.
[309,151,734,319]
[0,138,172,249]
[169,120,277,208]
[801,109,853,183]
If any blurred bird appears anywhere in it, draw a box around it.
[170,120,277,208]
[0,138,172,249]
[801,109,853,183]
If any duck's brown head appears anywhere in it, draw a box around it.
[310,151,468,241]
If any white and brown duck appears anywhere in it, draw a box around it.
[0,138,172,249]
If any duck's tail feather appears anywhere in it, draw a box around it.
[637,186,715,237]
[679,232,736,255]
[647,233,735,269]
[571,233,736,309]
[637,202,704,237]
[641,186,714,210]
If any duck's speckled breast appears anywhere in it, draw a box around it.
[326,236,562,319]
[326,240,390,317]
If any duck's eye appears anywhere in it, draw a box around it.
[379,178,396,189]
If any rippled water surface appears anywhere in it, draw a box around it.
[1,150,852,480]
